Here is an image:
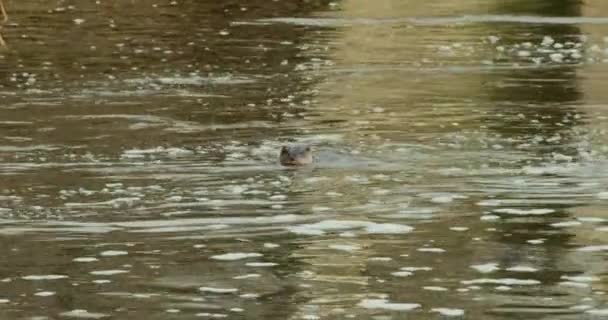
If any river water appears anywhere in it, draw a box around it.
[1,0,608,319]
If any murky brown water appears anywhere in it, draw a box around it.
[2,0,608,319]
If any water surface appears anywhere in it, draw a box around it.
[2,0,608,319]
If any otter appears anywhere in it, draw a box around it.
[279,144,313,166]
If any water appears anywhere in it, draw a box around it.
[1,0,608,319]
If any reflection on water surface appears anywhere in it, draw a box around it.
[2,0,608,319]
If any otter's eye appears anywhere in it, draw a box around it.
[305,147,311,152]
[281,146,288,154]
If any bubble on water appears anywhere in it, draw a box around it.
[560,281,590,288]
[195,313,228,318]
[495,285,511,291]
[166,309,180,313]
[288,220,413,236]
[391,271,413,277]
[239,293,259,299]
[400,267,432,272]
[245,262,278,267]
[357,299,420,311]
[577,217,606,223]
[73,257,98,263]
[586,309,608,315]
[89,270,129,276]
[60,309,109,319]
[99,250,128,257]
[269,194,287,201]
[493,208,554,215]
[541,36,555,47]
[450,227,468,232]
[461,278,541,285]
[22,275,68,280]
[488,35,500,44]
[596,192,608,199]
[430,195,454,203]
[549,53,564,62]
[431,308,464,317]
[423,286,448,291]
[329,244,361,252]
[561,275,599,283]
[550,221,581,228]
[233,274,260,280]
[92,280,111,284]
[471,263,499,273]
[527,238,546,245]
[477,199,502,206]
[506,266,538,272]
[73,18,86,25]
[417,248,445,253]
[577,245,608,252]
[481,215,500,221]
[211,253,263,260]
[199,287,238,293]
[369,257,392,262]
[34,291,56,297]
[263,243,279,249]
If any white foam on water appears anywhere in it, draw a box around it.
[99,250,128,257]
[417,248,445,253]
[431,308,465,317]
[450,227,469,231]
[60,309,109,319]
[577,245,608,252]
[527,238,546,245]
[493,208,554,215]
[22,275,68,280]
[401,267,433,272]
[288,220,413,235]
[211,253,263,260]
[551,221,582,228]
[34,291,56,297]
[92,280,111,284]
[199,287,238,293]
[391,271,413,277]
[586,309,608,315]
[577,217,606,223]
[329,244,361,252]
[72,257,99,262]
[477,199,502,207]
[559,281,589,288]
[245,262,278,267]
[195,312,228,318]
[263,243,279,248]
[233,274,260,279]
[423,286,448,291]
[430,195,454,204]
[561,275,599,282]
[461,278,541,285]
[506,266,538,272]
[369,257,392,261]
[481,215,500,221]
[357,299,420,311]
[89,270,129,276]
[471,263,499,273]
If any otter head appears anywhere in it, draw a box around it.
[279,145,313,166]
